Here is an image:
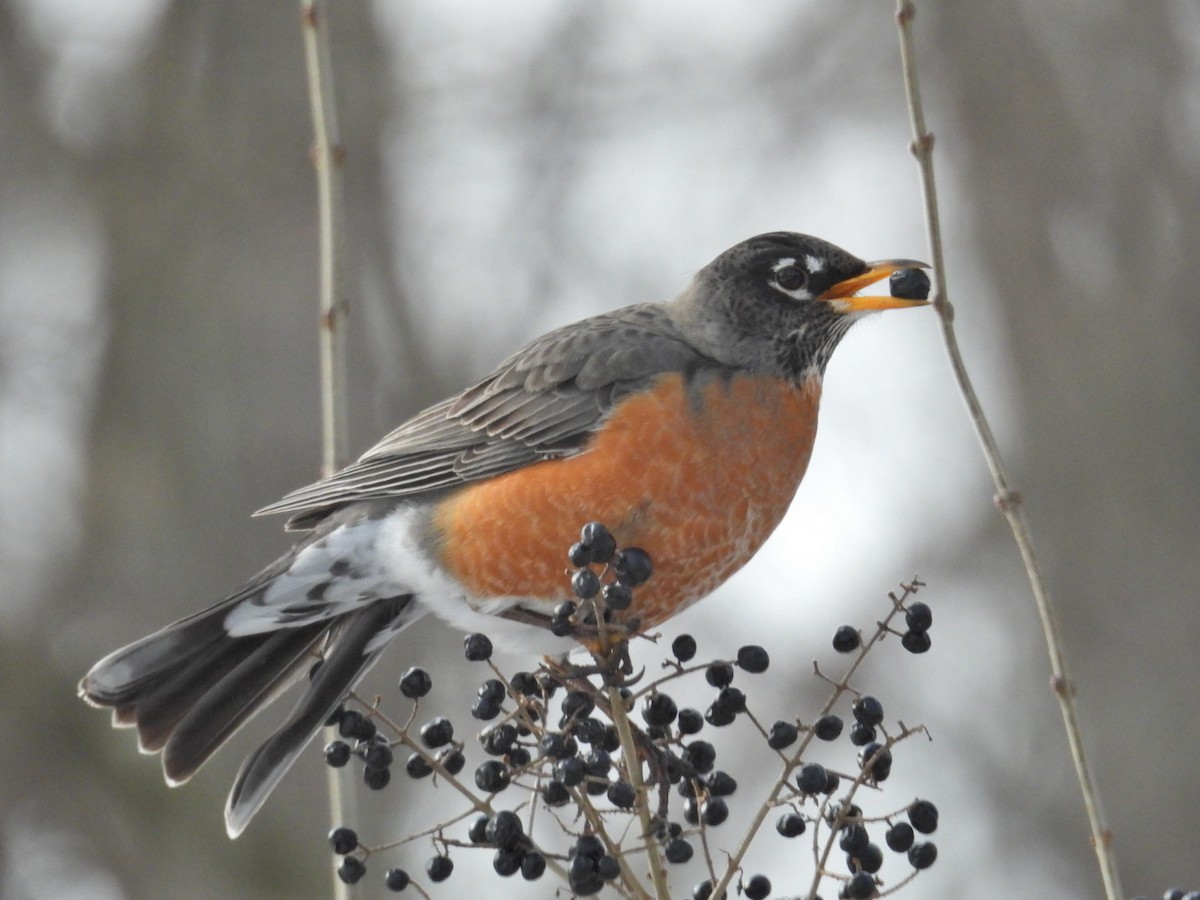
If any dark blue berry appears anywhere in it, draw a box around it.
[510,671,539,695]
[672,634,697,661]
[420,717,454,748]
[744,873,771,900]
[796,762,828,794]
[902,630,932,653]
[426,854,454,882]
[337,856,366,884]
[856,842,884,874]
[572,568,601,599]
[844,870,876,898]
[839,824,870,854]
[705,662,735,688]
[481,722,518,755]
[613,547,653,586]
[852,695,884,727]
[677,708,704,735]
[384,867,410,891]
[324,740,351,767]
[568,541,594,567]
[338,710,376,741]
[908,799,939,834]
[832,625,861,653]
[561,690,595,720]
[767,720,799,750]
[363,740,393,770]
[596,855,621,881]
[406,753,432,778]
[329,826,358,854]
[886,822,915,852]
[541,780,571,806]
[707,770,737,797]
[889,267,931,301]
[602,582,633,610]
[521,851,546,880]
[642,692,679,727]
[470,697,501,721]
[705,702,735,727]
[859,743,892,781]
[581,522,617,563]
[736,644,770,673]
[474,760,510,793]
[607,780,636,808]
[573,716,606,744]
[908,841,938,869]
[702,798,729,826]
[664,837,694,863]
[849,721,876,746]
[492,847,522,877]
[556,756,586,787]
[485,810,524,849]
[683,740,716,774]
[463,632,492,661]
[468,815,488,843]
[814,714,844,741]
[776,813,806,837]
[398,666,432,698]
[584,748,612,778]
[905,601,933,633]
[363,766,390,790]
[572,834,605,859]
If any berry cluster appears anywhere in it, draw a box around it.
[317,523,936,898]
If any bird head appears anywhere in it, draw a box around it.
[671,232,929,380]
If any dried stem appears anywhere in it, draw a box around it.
[299,3,351,898]
[599,650,669,900]
[893,4,1122,897]
[712,581,922,900]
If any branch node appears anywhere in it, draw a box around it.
[993,488,1024,513]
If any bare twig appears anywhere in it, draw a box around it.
[299,3,351,897]
[711,581,923,900]
[893,4,1122,898]
[300,0,351,475]
[600,651,669,900]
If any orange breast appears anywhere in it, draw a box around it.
[431,372,821,629]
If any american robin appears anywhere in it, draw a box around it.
[79,231,928,836]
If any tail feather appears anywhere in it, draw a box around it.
[80,590,421,836]
[132,634,273,752]
[162,623,326,784]
[225,595,414,837]
[80,509,426,836]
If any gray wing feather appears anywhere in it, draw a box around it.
[256,304,707,526]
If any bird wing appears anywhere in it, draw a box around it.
[255,303,709,529]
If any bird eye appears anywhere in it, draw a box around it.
[774,264,807,292]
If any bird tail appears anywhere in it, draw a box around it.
[79,559,418,837]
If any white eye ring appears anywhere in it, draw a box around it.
[771,258,810,299]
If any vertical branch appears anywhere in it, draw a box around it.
[301,0,350,477]
[603,671,669,900]
[892,4,1123,898]
[300,3,351,898]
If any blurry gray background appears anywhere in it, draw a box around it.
[3,1,1198,898]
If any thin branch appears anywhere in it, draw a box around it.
[711,581,922,900]
[601,656,669,900]
[301,0,350,476]
[299,3,351,898]
[892,4,1123,898]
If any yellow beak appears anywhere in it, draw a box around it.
[818,259,931,312]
